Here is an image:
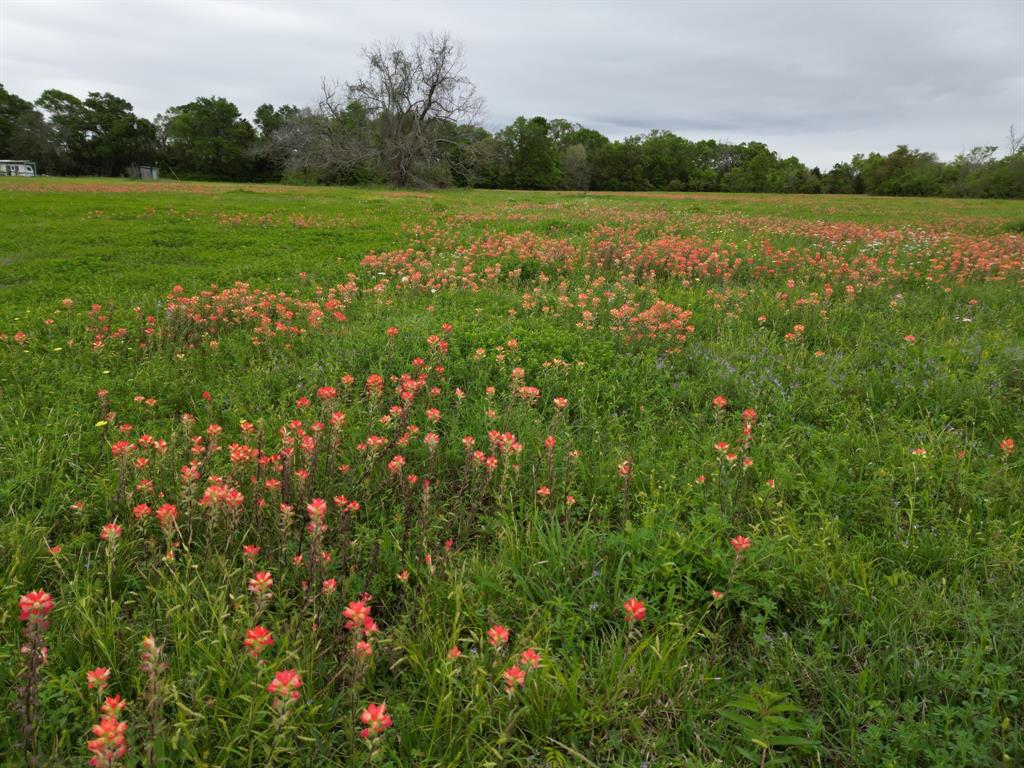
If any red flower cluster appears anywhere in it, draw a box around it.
[623,598,646,622]
[87,715,128,768]
[359,702,393,739]
[343,600,379,637]
[244,626,274,659]
[19,590,54,624]
[267,668,303,705]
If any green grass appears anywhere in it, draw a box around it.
[1,176,1022,767]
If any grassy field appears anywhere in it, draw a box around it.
[1,177,1022,767]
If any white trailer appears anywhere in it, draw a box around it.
[0,160,37,177]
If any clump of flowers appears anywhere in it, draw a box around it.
[623,597,646,622]
[267,668,303,717]
[248,571,274,618]
[359,702,394,757]
[87,712,128,768]
[487,624,510,648]
[520,647,542,669]
[306,498,328,538]
[342,598,380,682]
[18,591,54,764]
[502,664,526,693]
[101,522,123,556]
[343,600,378,637]
[155,504,177,542]
[497,646,544,695]
[731,535,751,557]
[355,640,373,661]
[87,667,111,695]
[244,626,274,660]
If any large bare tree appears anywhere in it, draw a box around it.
[320,31,484,186]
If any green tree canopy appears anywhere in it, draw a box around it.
[159,96,256,180]
[33,89,154,175]
[497,116,560,189]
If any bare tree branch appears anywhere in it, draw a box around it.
[260,32,485,186]
[344,31,484,185]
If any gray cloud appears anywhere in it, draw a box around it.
[1,0,1021,168]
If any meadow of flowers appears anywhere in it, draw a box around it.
[1,178,1022,766]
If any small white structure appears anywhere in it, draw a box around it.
[0,160,36,177]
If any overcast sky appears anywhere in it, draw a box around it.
[2,0,1022,168]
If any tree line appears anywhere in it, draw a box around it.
[2,34,1021,198]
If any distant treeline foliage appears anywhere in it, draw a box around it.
[2,80,1021,198]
